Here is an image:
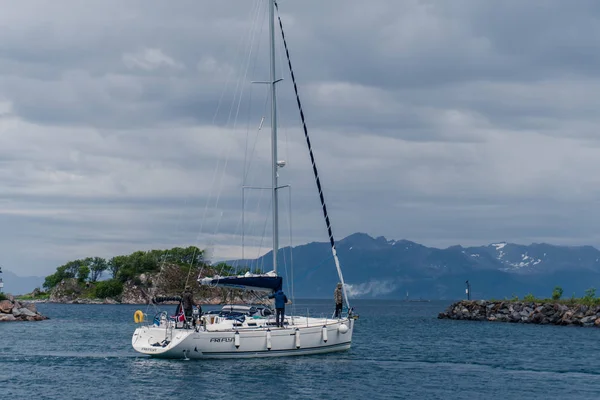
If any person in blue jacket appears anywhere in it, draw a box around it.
[268,288,288,328]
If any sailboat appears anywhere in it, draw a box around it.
[131,0,356,359]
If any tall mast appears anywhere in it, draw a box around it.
[269,0,279,275]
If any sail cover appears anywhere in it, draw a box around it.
[198,271,282,292]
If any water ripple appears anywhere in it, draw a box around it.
[3,300,600,399]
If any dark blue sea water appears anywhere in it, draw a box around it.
[2,300,600,399]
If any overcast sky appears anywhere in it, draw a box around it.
[3,0,600,277]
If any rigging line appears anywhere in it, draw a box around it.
[235,182,264,271]
[255,194,272,273]
[210,0,265,259]
[238,103,270,270]
[243,95,270,184]
[243,0,268,184]
[237,6,269,269]
[243,3,268,183]
[236,97,269,270]
[279,188,290,294]
[275,2,351,309]
[192,0,263,267]
[223,0,262,131]
[188,9,260,291]
[213,0,262,197]
[273,25,294,298]
[275,21,292,168]
[182,246,205,289]
[276,186,293,309]
[238,36,270,266]
[239,114,263,267]
[246,7,268,153]
[253,187,268,273]
[201,0,264,265]
[243,107,278,272]
[241,184,267,272]
[288,186,295,313]
[242,1,266,182]
[153,19,258,278]
[250,290,268,306]
[232,0,265,132]
[234,8,276,274]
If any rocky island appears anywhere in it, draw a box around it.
[24,246,257,305]
[0,295,48,322]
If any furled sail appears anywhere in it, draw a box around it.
[198,270,282,292]
[152,296,182,304]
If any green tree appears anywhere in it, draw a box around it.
[552,286,563,300]
[42,245,209,290]
[524,293,536,302]
[108,255,128,279]
[162,246,205,266]
[43,266,66,290]
[132,251,159,271]
[43,262,78,290]
[88,257,107,282]
[93,279,124,298]
[63,260,84,277]
[117,251,161,282]
[583,287,597,305]
[77,264,90,283]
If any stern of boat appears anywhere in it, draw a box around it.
[132,325,193,357]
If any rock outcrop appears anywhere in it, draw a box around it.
[438,300,600,327]
[0,295,49,322]
[49,278,84,303]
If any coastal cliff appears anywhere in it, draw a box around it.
[0,295,48,322]
[438,300,600,327]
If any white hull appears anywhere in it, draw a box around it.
[132,316,354,359]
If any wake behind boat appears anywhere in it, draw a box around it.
[132,0,357,359]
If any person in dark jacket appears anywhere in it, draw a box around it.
[268,288,288,328]
[181,286,199,322]
[334,283,343,318]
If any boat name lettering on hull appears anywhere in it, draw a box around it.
[140,347,158,352]
[210,337,234,343]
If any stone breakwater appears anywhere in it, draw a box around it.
[438,300,600,327]
[0,297,49,322]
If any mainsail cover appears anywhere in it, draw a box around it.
[198,271,282,292]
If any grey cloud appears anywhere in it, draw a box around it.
[2,0,600,277]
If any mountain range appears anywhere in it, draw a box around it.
[1,270,45,296]
[5,232,600,299]
[229,232,600,300]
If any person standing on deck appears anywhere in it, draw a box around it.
[181,286,198,324]
[268,288,288,328]
[334,283,343,318]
